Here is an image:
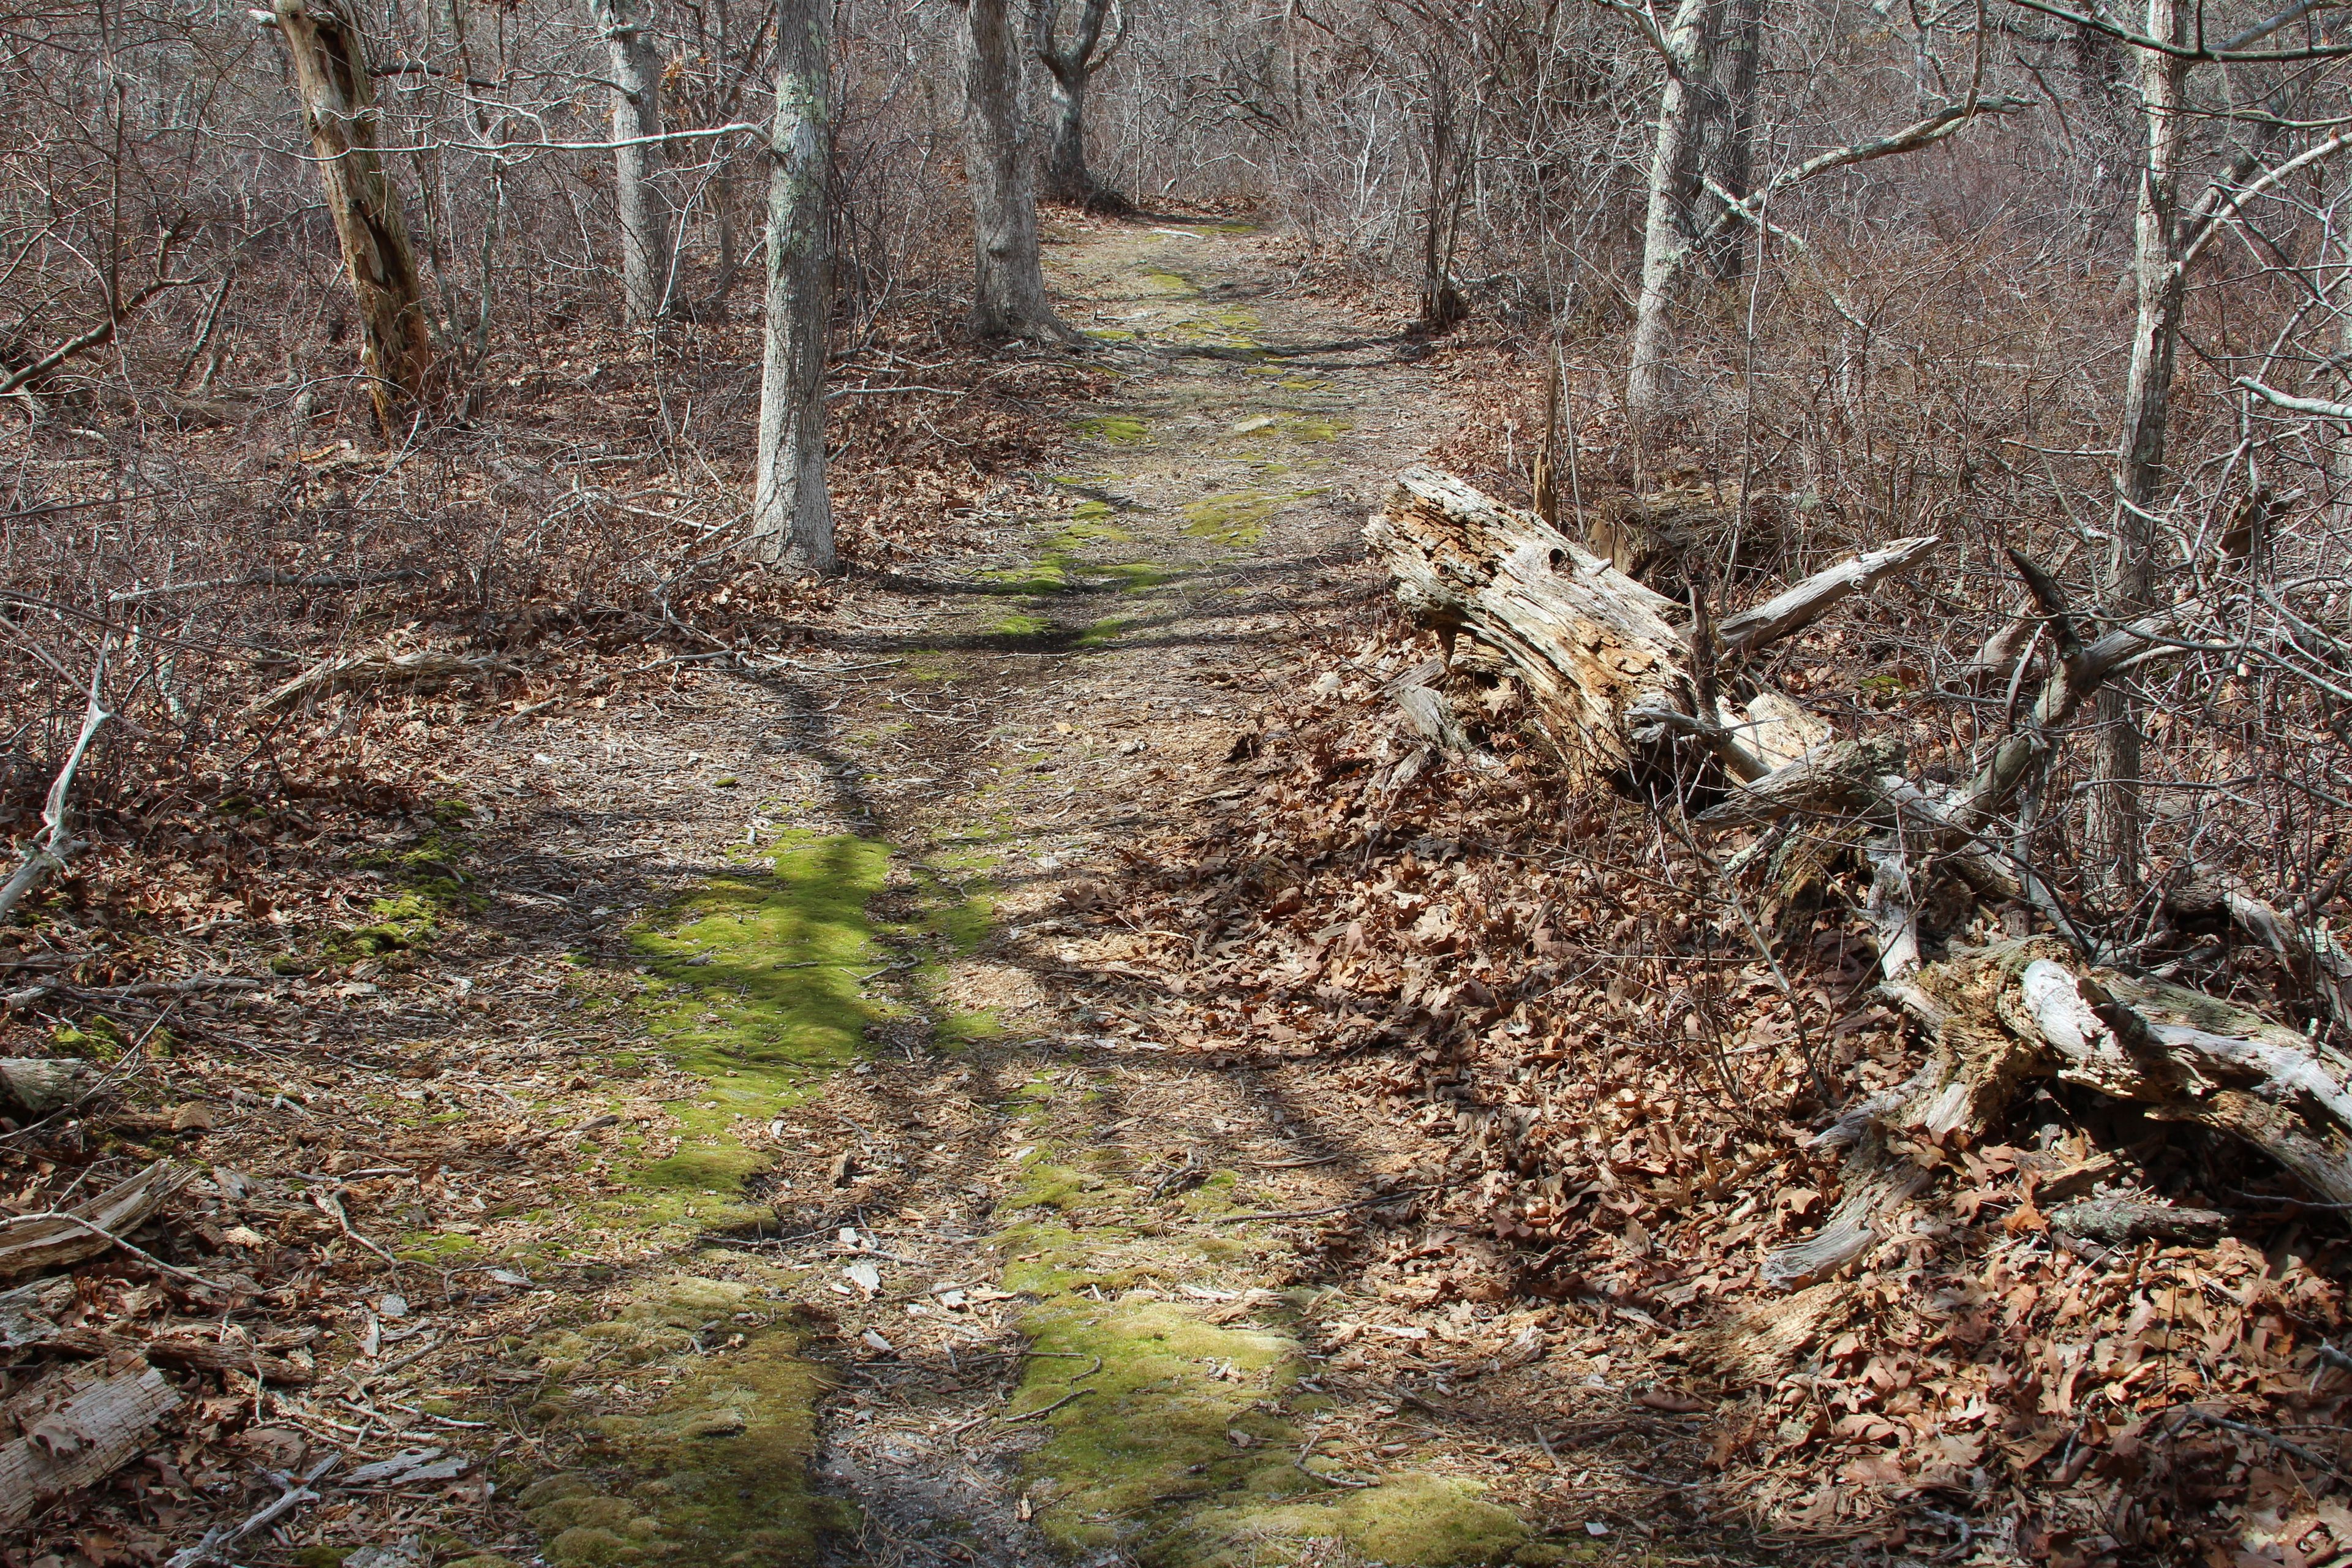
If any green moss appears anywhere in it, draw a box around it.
[1180,1474,1532,1567]
[521,1276,845,1568]
[1140,268,1202,297]
[398,1230,482,1263]
[355,826,486,914]
[1181,488,1330,548]
[1182,492,1281,548]
[992,612,1055,638]
[1076,617,1131,648]
[51,1016,127,1060]
[627,832,889,1201]
[1074,414,1152,444]
[636,1145,765,1193]
[330,892,438,960]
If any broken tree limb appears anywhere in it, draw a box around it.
[1714,534,1941,660]
[0,1160,194,1280]
[1765,939,2352,1284]
[0,654,115,929]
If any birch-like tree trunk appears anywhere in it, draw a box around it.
[1623,0,1719,442]
[748,0,834,572]
[588,0,677,323]
[2090,0,2190,897]
[1033,0,1125,207]
[270,0,434,432]
[962,0,1067,341]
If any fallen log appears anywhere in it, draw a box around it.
[0,1058,95,1117]
[0,1160,192,1280]
[1364,467,1937,784]
[1367,470,2349,1287]
[244,646,520,716]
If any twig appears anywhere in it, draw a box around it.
[1208,1183,1446,1224]
[164,1455,337,1568]
[2180,1408,2347,1477]
[998,1387,1095,1423]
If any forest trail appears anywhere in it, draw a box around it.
[448,220,1619,1568]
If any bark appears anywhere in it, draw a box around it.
[1696,0,1762,284]
[748,0,835,573]
[1035,0,1125,208]
[963,0,1069,341]
[2090,0,2190,898]
[270,0,435,431]
[587,0,677,323]
[1624,0,1719,442]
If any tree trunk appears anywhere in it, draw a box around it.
[1417,66,1469,329]
[1697,0,1762,284]
[1033,0,1124,208]
[1624,0,1719,444]
[962,0,1067,341]
[748,0,835,573]
[271,0,435,432]
[1041,61,1095,204]
[2089,0,2189,900]
[589,0,677,323]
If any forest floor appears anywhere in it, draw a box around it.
[40,218,1665,1568]
[430,219,1627,1568]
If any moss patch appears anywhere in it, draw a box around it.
[627,832,889,1208]
[1073,414,1152,444]
[524,1275,846,1567]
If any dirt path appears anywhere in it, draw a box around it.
[426,221,1631,1568]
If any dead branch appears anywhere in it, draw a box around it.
[243,646,522,715]
[0,647,115,927]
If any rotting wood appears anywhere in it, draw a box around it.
[245,646,521,715]
[1365,467,1930,782]
[0,1058,94,1117]
[0,1360,181,1526]
[1764,940,2352,1283]
[0,1160,192,1280]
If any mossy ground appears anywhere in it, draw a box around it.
[990,1085,1538,1567]
[519,1275,846,1567]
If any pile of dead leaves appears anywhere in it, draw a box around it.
[1090,612,2352,1566]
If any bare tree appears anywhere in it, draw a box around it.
[265,0,435,430]
[1033,0,1128,208]
[588,0,680,322]
[748,0,835,571]
[962,0,1069,341]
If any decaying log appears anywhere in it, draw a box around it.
[1368,471,2345,1287]
[1365,468,1936,782]
[0,1058,94,1117]
[245,646,521,715]
[0,1160,192,1280]
[0,1359,181,1525]
[1766,940,2352,1283]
